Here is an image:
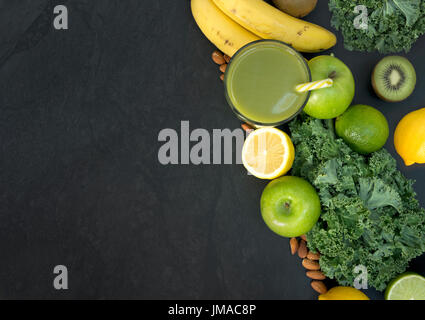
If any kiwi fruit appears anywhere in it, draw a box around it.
[372,56,416,102]
[272,0,317,18]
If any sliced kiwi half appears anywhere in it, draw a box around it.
[372,56,416,102]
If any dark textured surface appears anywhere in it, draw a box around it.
[0,0,424,300]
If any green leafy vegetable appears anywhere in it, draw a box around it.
[329,0,425,53]
[289,115,425,291]
[386,0,420,26]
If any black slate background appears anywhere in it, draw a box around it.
[0,0,424,300]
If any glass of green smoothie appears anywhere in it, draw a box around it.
[224,40,311,127]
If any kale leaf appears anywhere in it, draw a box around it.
[358,177,403,212]
[329,0,425,53]
[289,115,425,291]
[385,0,420,27]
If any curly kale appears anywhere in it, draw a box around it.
[289,116,425,291]
[329,0,425,53]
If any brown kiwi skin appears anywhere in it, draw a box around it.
[272,0,318,18]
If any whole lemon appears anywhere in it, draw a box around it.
[394,108,425,166]
[319,287,369,300]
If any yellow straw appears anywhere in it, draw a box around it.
[296,78,333,93]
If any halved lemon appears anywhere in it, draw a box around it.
[242,127,295,179]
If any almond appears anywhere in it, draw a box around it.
[212,50,226,65]
[302,258,320,271]
[307,251,320,260]
[306,271,326,280]
[298,240,308,258]
[241,123,254,133]
[224,54,231,63]
[290,238,299,255]
[300,234,307,241]
[311,280,327,294]
[220,74,225,81]
[219,64,227,73]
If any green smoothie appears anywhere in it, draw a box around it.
[225,40,310,126]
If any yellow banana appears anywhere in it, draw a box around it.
[191,0,260,57]
[212,0,336,53]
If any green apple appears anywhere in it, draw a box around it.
[260,176,321,238]
[303,55,355,119]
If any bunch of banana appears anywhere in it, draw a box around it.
[191,0,336,56]
[191,0,260,57]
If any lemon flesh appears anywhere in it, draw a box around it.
[242,128,294,179]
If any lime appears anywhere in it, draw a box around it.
[385,272,425,300]
[335,104,389,154]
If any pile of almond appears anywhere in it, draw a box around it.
[290,235,327,294]
[211,50,230,81]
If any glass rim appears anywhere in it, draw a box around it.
[224,39,312,127]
